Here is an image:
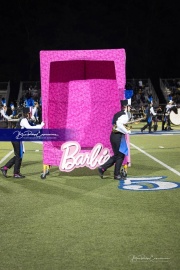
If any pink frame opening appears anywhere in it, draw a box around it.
[40,49,126,167]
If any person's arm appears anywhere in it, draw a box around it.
[20,118,45,129]
[1,110,10,120]
[116,115,131,134]
[31,107,37,120]
[150,107,157,116]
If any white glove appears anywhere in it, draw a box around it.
[41,121,45,127]
[127,130,131,134]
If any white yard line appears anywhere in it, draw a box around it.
[130,143,180,176]
[0,150,13,164]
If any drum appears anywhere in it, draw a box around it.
[170,108,180,125]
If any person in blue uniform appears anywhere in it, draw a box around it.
[141,100,156,133]
[98,99,131,180]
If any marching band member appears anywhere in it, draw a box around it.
[141,100,156,133]
[9,104,17,118]
[163,99,177,131]
[31,102,39,123]
[98,99,131,180]
[0,105,11,128]
[0,108,45,178]
[1,97,6,107]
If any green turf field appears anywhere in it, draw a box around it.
[0,131,180,270]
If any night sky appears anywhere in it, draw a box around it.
[0,0,180,96]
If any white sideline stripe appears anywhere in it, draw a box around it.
[0,150,13,164]
[130,143,180,176]
[30,141,43,144]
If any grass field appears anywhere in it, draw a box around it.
[0,125,180,270]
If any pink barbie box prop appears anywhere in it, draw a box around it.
[40,49,130,170]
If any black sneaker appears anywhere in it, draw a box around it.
[121,169,127,180]
[114,175,122,180]
[98,167,104,179]
[0,167,7,178]
[114,169,127,180]
[14,174,25,178]
[19,173,25,177]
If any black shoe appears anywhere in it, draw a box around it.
[121,168,127,180]
[114,168,127,180]
[114,175,122,180]
[19,173,25,177]
[0,167,7,178]
[98,167,104,179]
[14,174,25,178]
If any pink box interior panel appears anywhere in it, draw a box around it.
[40,49,126,167]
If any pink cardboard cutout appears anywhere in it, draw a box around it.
[40,49,130,168]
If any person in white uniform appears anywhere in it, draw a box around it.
[0,108,45,178]
[98,99,131,180]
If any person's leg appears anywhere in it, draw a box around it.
[153,116,158,131]
[167,116,173,130]
[148,121,152,133]
[141,123,148,132]
[162,115,165,130]
[114,134,127,179]
[101,156,116,170]
[114,152,125,178]
[12,142,24,177]
[98,133,121,178]
[3,156,16,170]
[0,142,16,177]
